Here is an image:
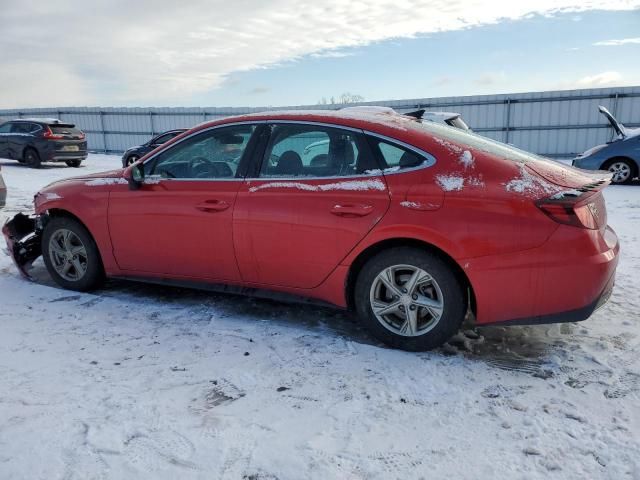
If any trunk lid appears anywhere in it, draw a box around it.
[524,157,612,189]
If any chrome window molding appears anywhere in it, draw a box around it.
[143,175,244,183]
[139,119,438,183]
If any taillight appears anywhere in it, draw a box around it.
[43,127,64,140]
[536,191,605,230]
[78,132,86,140]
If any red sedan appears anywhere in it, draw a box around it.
[3,109,619,351]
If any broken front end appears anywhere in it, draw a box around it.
[2,213,44,279]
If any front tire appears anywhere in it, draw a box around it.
[42,217,104,291]
[604,157,636,185]
[354,247,466,351]
[125,155,139,167]
[66,160,82,168]
[23,148,41,169]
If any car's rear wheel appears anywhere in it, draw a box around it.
[126,155,139,166]
[604,157,635,185]
[23,148,41,169]
[354,247,466,351]
[66,160,82,168]
[42,216,104,291]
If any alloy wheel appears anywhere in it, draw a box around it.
[608,161,631,183]
[127,155,139,166]
[48,229,88,281]
[369,264,444,337]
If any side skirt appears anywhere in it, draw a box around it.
[111,275,343,310]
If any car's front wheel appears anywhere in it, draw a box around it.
[605,157,636,185]
[23,148,41,169]
[42,216,104,291]
[125,155,139,167]
[355,247,466,351]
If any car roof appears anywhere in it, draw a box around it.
[11,118,65,124]
[195,108,427,138]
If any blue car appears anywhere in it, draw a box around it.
[121,129,186,167]
[572,106,640,184]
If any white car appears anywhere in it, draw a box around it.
[341,106,471,130]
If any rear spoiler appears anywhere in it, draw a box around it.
[404,109,426,119]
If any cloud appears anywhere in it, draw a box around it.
[431,76,454,86]
[248,87,270,95]
[576,71,623,87]
[0,0,639,107]
[310,50,356,59]
[593,37,640,46]
[474,72,507,86]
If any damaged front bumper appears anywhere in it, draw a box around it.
[2,213,43,279]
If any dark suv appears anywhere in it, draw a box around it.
[122,129,186,167]
[0,165,6,209]
[0,118,88,168]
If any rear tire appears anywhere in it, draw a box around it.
[23,148,41,169]
[42,216,105,291]
[354,247,466,351]
[66,160,82,168]
[125,155,139,167]
[604,157,636,185]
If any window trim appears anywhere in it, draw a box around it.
[141,121,265,182]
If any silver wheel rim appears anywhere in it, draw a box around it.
[49,229,88,281]
[369,264,444,337]
[608,162,631,183]
[127,156,138,166]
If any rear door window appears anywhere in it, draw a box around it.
[11,123,36,134]
[259,124,378,178]
[0,123,12,134]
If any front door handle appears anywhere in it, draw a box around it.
[196,200,230,212]
[330,203,374,217]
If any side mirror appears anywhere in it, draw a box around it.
[126,164,144,190]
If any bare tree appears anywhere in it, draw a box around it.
[317,92,365,105]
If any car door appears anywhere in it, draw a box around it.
[0,122,13,158]
[8,122,36,159]
[108,123,261,281]
[233,122,390,288]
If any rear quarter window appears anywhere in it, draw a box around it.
[368,136,431,171]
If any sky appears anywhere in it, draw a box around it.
[0,0,639,108]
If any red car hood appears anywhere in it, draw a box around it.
[43,169,124,189]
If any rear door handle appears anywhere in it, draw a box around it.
[330,203,374,217]
[196,200,230,212]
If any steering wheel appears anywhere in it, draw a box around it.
[190,156,213,178]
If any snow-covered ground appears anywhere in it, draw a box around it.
[0,155,639,480]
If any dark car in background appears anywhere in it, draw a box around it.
[121,129,186,167]
[0,165,6,208]
[0,118,87,169]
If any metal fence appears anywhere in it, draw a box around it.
[1,86,639,159]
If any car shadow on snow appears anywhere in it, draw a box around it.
[25,258,567,377]
[0,158,87,170]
